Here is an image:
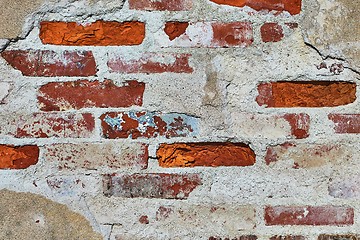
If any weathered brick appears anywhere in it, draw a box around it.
[318,235,360,240]
[328,176,360,199]
[256,81,356,107]
[0,113,94,138]
[230,112,309,139]
[38,80,145,111]
[0,145,39,169]
[158,22,253,47]
[270,236,305,240]
[40,21,145,46]
[128,0,192,11]
[43,142,148,171]
[157,142,255,167]
[265,143,350,168]
[328,114,360,134]
[209,0,302,15]
[108,53,193,73]
[261,23,284,42]
[103,173,201,199]
[265,206,354,226]
[100,112,199,139]
[1,50,96,77]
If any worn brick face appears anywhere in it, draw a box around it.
[1,50,96,77]
[261,23,284,42]
[40,21,145,46]
[318,235,360,240]
[157,142,255,167]
[328,114,360,133]
[209,0,302,15]
[0,113,95,138]
[100,112,199,139]
[108,53,193,73]
[270,236,305,240]
[0,145,39,169]
[158,22,253,47]
[103,173,201,199]
[128,0,193,10]
[43,143,148,171]
[256,81,356,107]
[265,206,354,226]
[38,80,145,111]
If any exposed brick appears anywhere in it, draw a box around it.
[158,22,253,48]
[328,114,360,134]
[108,53,193,74]
[43,142,148,171]
[265,143,350,168]
[103,173,201,199]
[265,206,354,226]
[157,142,255,167]
[100,112,199,139]
[209,0,302,15]
[164,22,189,40]
[230,112,310,139]
[38,80,145,111]
[139,215,149,224]
[0,113,94,138]
[318,235,359,240]
[128,0,192,11]
[329,176,360,199]
[40,21,145,46]
[256,81,356,107]
[261,23,284,42]
[1,50,96,77]
[0,145,39,169]
[209,236,257,240]
[270,236,305,240]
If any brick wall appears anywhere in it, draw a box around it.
[0,0,359,239]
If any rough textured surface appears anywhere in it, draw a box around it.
[0,145,39,169]
[0,0,359,238]
[1,50,96,77]
[157,142,256,167]
[257,81,356,107]
[265,206,354,226]
[0,190,102,240]
[38,80,145,111]
[43,142,148,171]
[40,21,145,46]
[209,0,302,15]
[103,173,201,199]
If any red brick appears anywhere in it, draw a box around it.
[0,145,39,169]
[164,22,189,40]
[139,215,149,224]
[108,53,193,73]
[103,173,201,199]
[7,113,95,138]
[158,22,253,48]
[328,114,360,134]
[261,23,284,42]
[270,236,305,240]
[209,0,302,15]
[43,142,148,171]
[265,143,350,168]
[265,206,354,226]
[157,142,255,167]
[1,50,96,77]
[256,81,356,107]
[38,80,145,111]
[100,112,199,139]
[318,235,360,240]
[40,21,145,46]
[128,0,192,10]
[282,113,310,139]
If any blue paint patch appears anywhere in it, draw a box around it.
[104,115,123,130]
[161,113,199,137]
[128,111,156,128]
